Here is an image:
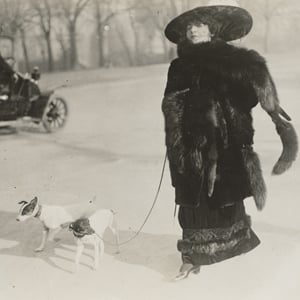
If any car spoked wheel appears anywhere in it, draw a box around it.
[42,95,68,133]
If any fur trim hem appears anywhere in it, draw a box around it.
[182,218,250,242]
[177,218,259,258]
[179,229,260,266]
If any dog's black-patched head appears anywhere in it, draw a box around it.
[69,218,95,238]
[16,197,39,221]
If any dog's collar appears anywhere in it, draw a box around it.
[72,228,95,238]
[34,205,42,218]
[73,231,87,238]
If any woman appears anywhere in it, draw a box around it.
[162,4,298,280]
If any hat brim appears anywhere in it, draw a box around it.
[165,5,253,44]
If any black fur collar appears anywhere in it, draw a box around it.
[177,39,265,68]
[176,39,267,85]
[177,39,223,58]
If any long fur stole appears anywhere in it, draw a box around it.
[177,40,298,176]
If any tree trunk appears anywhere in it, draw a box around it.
[40,48,46,68]
[59,41,68,70]
[97,23,105,67]
[45,33,54,72]
[11,38,16,59]
[263,0,271,53]
[185,0,192,10]
[128,12,141,66]
[69,23,78,69]
[115,24,134,66]
[94,0,105,67]
[19,28,30,72]
[61,49,68,70]
[169,0,178,15]
[55,28,69,70]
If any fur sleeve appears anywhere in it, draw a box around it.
[162,60,191,185]
[164,59,189,95]
[162,91,186,178]
[250,56,285,117]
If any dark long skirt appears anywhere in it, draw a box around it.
[177,199,260,266]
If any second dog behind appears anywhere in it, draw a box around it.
[69,209,120,271]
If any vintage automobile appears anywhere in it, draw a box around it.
[0,35,68,133]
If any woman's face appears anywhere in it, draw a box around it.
[186,23,211,44]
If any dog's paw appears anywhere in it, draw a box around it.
[34,247,44,252]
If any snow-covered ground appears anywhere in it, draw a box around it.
[0,54,299,300]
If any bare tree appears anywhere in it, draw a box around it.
[19,27,30,71]
[104,0,145,66]
[92,0,120,67]
[30,0,55,71]
[54,25,69,70]
[127,8,142,65]
[260,0,286,52]
[58,0,90,69]
[0,0,33,70]
[114,20,135,66]
[168,0,179,15]
[132,0,175,61]
[244,0,289,52]
[92,0,148,67]
[35,35,47,67]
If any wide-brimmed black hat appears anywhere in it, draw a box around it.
[165,5,253,44]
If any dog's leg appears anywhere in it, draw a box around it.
[75,240,84,272]
[111,227,120,254]
[47,227,61,242]
[99,238,104,261]
[35,228,49,252]
[108,216,120,254]
[93,239,100,270]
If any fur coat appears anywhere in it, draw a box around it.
[162,40,297,209]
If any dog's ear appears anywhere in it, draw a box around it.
[18,201,28,206]
[30,197,38,206]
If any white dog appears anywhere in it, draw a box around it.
[68,209,120,271]
[16,196,97,252]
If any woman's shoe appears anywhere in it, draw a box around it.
[191,265,201,274]
[173,263,201,281]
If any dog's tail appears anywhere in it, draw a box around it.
[89,195,97,204]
